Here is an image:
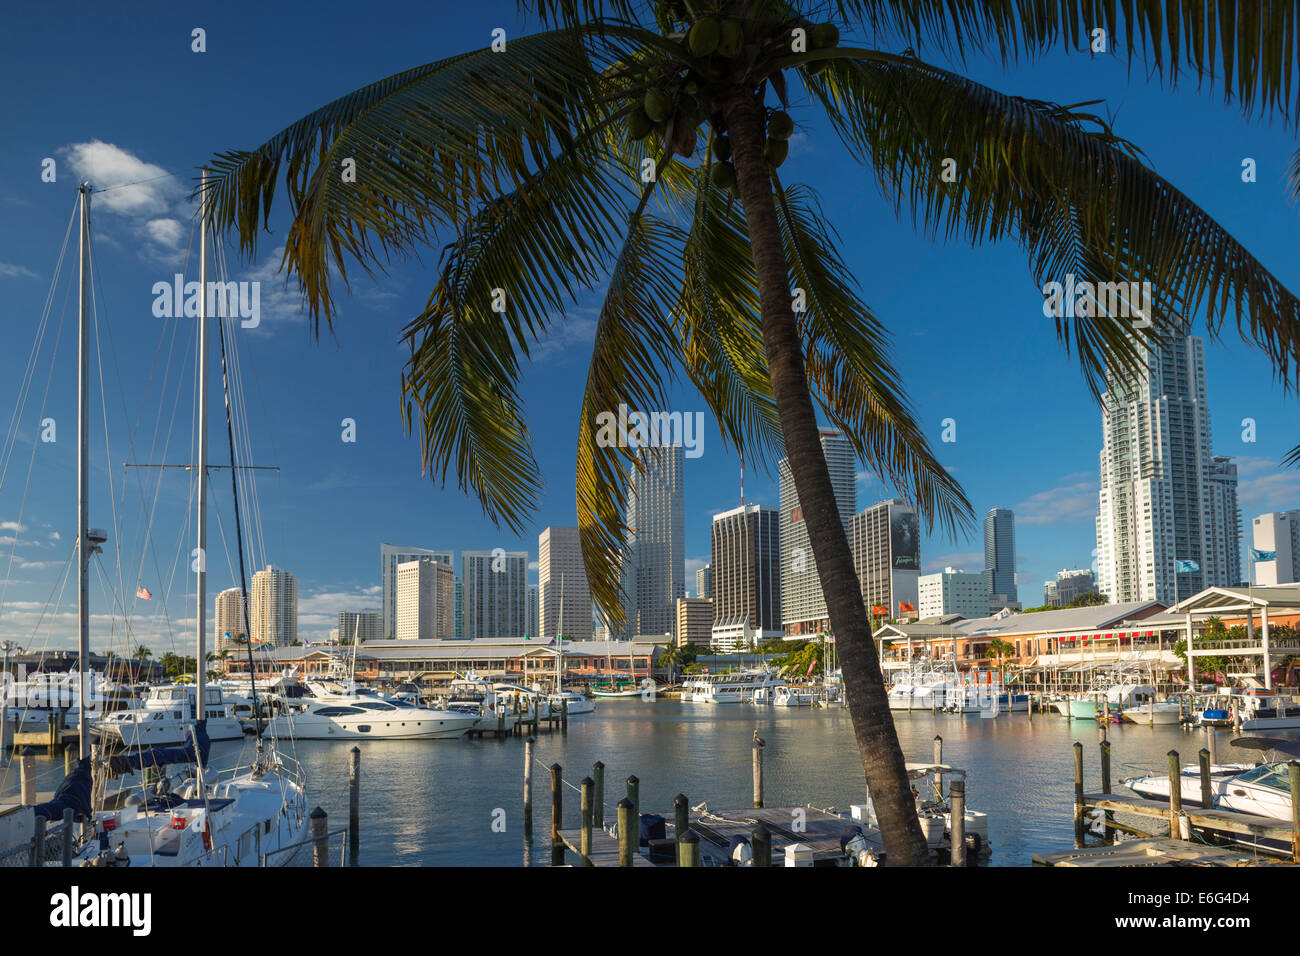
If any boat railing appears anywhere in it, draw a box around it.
[260,825,349,867]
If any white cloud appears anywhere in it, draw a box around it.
[61,141,182,217]
[144,218,185,250]
[0,521,26,532]
[923,552,983,574]
[0,263,38,279]
[1013,473,1098,526]
[1235,456,1300,516]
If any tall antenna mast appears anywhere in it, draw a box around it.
[76,182,91,760]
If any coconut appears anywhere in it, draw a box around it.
[712,135,731,161]
[644,88,673,123]
[718,18,744,57]
[711,162,737,190]
[767,110,794,140]
[688,17,722,56]
[764,139,789,167]
[812,23,839,49]
[628,109,653,140]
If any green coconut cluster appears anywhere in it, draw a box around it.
[622,7,840,191]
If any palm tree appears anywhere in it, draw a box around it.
[131,644,151,661]
[657,642,684,682]
[206,2,1300,863]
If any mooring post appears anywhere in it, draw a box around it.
[580,777,594,867]
[1198,749,1212,809]
[673,793,688,858]
[592,760,605,829]
[64,747,72,777]
[33,815,45,865]
[550,763,564,866]
[47,712,58,753]
[20,746,35,806]
[61,808,73,866]
[1100,740,1112,794]
[752,823,771,867]
[0,702,10,765]
[626,774,639,825]
[753,741,764,809]
[949,779,966,867]
[310,806,329,867]
[497,707,505,738]
[348,746,360,865]
[1206,726,1217,767]
[617,798,635,866]
[561,695,568,733]
[523,737,534,837]
[678,829,700,867]
[932,735,943,802]
[1167,750,1184,840]
[1289,762,1300,864]
[1072,741,1085,847]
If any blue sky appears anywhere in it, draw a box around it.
[2,1,1299,654]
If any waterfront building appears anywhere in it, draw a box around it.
[710,504,782,650]
[675,597,714,647]
[396,559,454,640]
[849,498,920,621]
[696,563,712,600]
[984,507,1018,611]
[214,587,247,652]
[1095,331,1241,604]
[250,565,297,648]
[539,526,593,640]
[337,609,382,644]
[381,544,453,640]
[917,567,986,619]
[1045,569,1099,607]
[619,445,685,639]
[462,549,528,639]
[1253,510,1300,584]
[780,429,855,635]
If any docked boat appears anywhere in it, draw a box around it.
[94,684,246,746]
[592,677,655,699]
[689,668,779,703]
[1120,698,1186,724]
[1235,691,1300,731]
[888,663,958,711]
[773,685,814,707]
[547,689,595,715]
[445,673,520,728]
[266,692,476,739]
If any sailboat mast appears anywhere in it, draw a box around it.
[76,182,91,760]
[195,167,210,719]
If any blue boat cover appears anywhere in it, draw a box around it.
[106,719,211,777]
[727,834,750,854]
[33,757,92,821]
[639,813,666,845]
[840,825,866,852]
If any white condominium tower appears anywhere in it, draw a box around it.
[462,550,528,638]
[539,526,593,641]
[619,444,685,638]
[779,429,855,636]
[1095,332,1241,604]
[214,587,247,652]
[250,565,297,647]
[1253,511,1300,585]
[395,559,455,640]
[337,609,382,644]
[380,543,452,640]
[710,504,782,649]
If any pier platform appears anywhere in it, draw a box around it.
[1035,839,1280,867]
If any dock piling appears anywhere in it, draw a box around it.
[561,696,568,733]
[348,746,360,865]
[550,763,564,866]
[677,829,700,867]
[523,738,534,836]
[580,777,594,867]
[626,774,639,824]
[1167,750,1184,839]
[1289,762,1300,864]
[1198,749,1212,810]
[753,741,764,809]
[310,807,329,867]
[20,746,35,805]
[1100,740,1112,794]
[949,779,966,867]
[752,823,771,866]
[592,761,605,829]
[1072,741,1085,847]
[933,735,943,802]
[673,793,688,858]
[33,815,45,864]
[1206,726,1217,767]
[617,798,635,866]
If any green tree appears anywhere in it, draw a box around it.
[132,644,152,661]
[206,2,1300,864]
[657,642,684,682]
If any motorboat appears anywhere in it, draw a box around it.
[547,689,595,715]
[1121,698,1186,725]
[94,685,246,747]
[445,673,520,729]
[688,668,779,703]
[1235,691,1300,731]
[887,663,959,711]
[266,693,476,739]
[773,685,813,707]
[592,677,655,699]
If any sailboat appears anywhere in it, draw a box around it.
[42,173,310,866]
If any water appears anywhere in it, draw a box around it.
[0,704,1247,865]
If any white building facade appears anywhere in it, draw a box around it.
[917,568,987,619]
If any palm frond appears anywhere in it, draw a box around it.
[806,52,1300,398]
[835,1,1300,125]
[1283,443,1300,469]
[772,178,973,539]
[576,199,688,627]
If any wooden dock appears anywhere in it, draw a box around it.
[1081,791,1296,849]
[1035,838,1280,866]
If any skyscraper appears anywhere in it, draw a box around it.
[984,507,1018,611]
[395,559,454,640]
[849,499,920,620]
[527,584,539,639]
[917,568,986,619]
[696,563,712,599]
[250,565,297,647]
[619,445,685,638]
[710,504,782,649]
[1253,510,1300,585]
[337,609,382,644]
[462,550,528,638]
[1095,332,1241,603]
[380,544,452,640]
[780,429,855,635]
[539,526,593,641]
[214,587,247,652]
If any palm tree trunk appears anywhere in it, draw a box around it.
[720,86,930,866]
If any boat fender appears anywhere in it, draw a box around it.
[202,819,212,851]
[964,832,982,855]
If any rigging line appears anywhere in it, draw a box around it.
[92,172,177,195]
[0,195,77,493]
[0,258,75,622]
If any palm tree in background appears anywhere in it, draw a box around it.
[131,644,151,661]
[657,642,684,682]
[207,2,1300,863]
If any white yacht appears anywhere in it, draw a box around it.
[773,685,813,707]
[690,668,782,703]
[446,674,519,730]
[266,693,476,739]
[888,664,958,711]
[1235,691,1300,731]
[1120,698,1186,724]
[547,688,595,715]
[95,685,246,747]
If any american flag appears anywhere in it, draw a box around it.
[136,586,152,601]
